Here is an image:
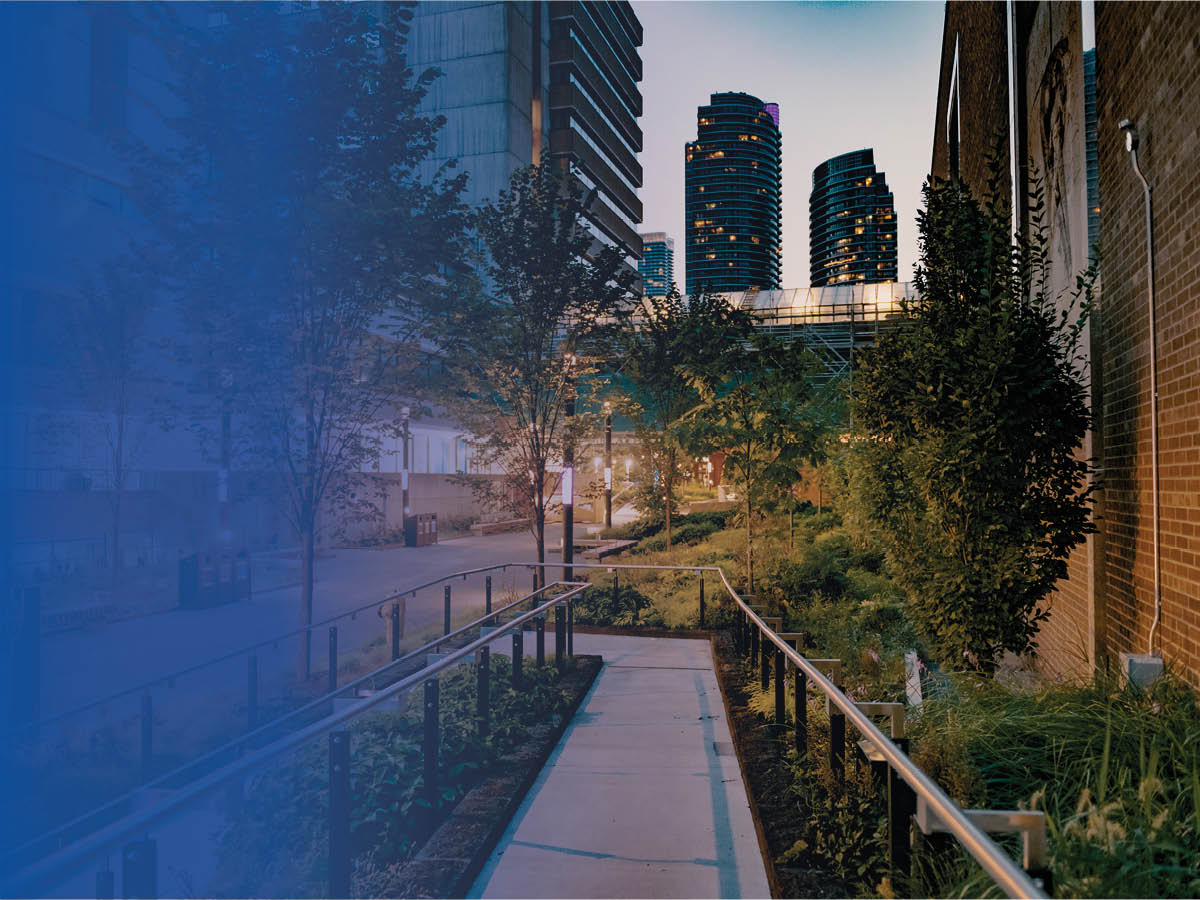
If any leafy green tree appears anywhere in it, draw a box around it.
[847,176,1093,672]
[617,286,754,549]
[132,4,470,678]
[680,332,823,591]
[440,162,636,583]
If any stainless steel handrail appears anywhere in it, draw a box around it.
[9,562,527,734]
[6,581,590,896]
[4,583,555,869]
[520,561,1048,899]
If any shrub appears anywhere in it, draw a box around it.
[571,583,664,627]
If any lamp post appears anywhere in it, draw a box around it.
[603,401,613,529]
[401,406,411,544]
[563,356,575,583]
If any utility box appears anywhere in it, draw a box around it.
[405,513,439,547]
[179,549,252,608]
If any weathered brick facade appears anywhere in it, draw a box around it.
[932,1,1200,686]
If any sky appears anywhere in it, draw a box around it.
[633,0,946,289]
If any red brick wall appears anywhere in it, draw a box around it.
[1096,1,1200,687]
[930,1,1011,197]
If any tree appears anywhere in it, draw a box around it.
[680,331,823,591]
[440,162,636,585]
[617,285,753,549]
[847,175,1093,672]
[131,4,470,678]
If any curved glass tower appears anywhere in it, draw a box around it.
[685,92,782,294]
[809,149,898,286]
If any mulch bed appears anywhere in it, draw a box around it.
[709,631,848,899]
[381,654,603,898]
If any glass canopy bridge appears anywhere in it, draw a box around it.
[715,281,915,383]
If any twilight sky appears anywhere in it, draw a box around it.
[633,0,946,289]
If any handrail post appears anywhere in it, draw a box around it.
[512,631,523,689]
[391,602,401,661]
[536,613,545,667]
[888,736,915,882]
[555,605,565,670]
[328,627,338,695]
[774,648,785,726]
[477,646,490,738]
[247,655,258,733]
[567,599,574,657]
[760,635,770,692]
[122,839,156,900]
[443,585,451,636]
[485,575,492,615]
[829,698,845,781]
[698,575,705,628]
[328,730,351,898]
[423,680,439,832]
[750,621,759,669]
[795,668,807,757]
[140,693,153,783]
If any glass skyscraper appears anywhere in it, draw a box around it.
[684,92,782,295]
[637,232,674,295]
[809,149,898,286]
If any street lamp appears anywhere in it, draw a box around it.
[603,401,613,529]
[401,406,411,543]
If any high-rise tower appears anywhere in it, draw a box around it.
[637,232,674,296]
[809,149,898,286]
[684,92,782,295]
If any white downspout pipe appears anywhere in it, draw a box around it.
[1118,119,1161,657]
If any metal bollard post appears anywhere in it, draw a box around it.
[391,602,401,661]
[247,655,258,732]
[567,600,574,657]
[328,627,338,695]
[795,670,808,756]
[536,614,545,667]
[555,605,565,669]
[698,576,705,629]
[888,736,915,880]
[774,649,785,726]
[423,680,439,829]
[761,637,770,692]
[444,585,451,636]
[140,693,153,782]
[122,839,157,900]
[512,631,523,689]
[485,575,492,615]
[477,646,490,738]
[328,730,351,899]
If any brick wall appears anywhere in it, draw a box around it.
[1096,1,1200,687]
[930,1,1010,197]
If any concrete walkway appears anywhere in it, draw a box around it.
[470,634,771,899]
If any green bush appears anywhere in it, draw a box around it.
[571,583,664,627]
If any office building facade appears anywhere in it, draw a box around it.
[809,149,898,286]
[637,232,674,295]
[684,92,782,295]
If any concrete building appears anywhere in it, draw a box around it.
[638,232,675,296]
[932,1,1200,687]
[408,1,644,282]
[809,149,898,286]
[685,92,782,295]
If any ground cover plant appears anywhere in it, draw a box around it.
[208,654,581,897]
[611,504,1200,898]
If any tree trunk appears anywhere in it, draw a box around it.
[745,495,754,593]
[298,522,315,681]
[664,447,674,551]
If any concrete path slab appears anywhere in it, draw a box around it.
[469,634,770,899]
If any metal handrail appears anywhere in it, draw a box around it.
[3,582,555,870]
[10,562,526,735]
[6,581,590,897]
[16,557,1049,898]
[518,561,1048,899]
